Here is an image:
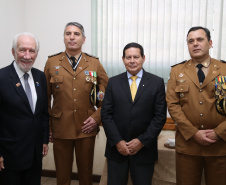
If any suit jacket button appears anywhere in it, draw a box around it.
[56,85,59,89]
[199,101,203,105]
[200,113,203,117]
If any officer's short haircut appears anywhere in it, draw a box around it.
[123,42,144,58]
[187,26,211,41]
[64,22,85,37]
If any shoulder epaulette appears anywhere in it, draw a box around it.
[84,52,99,59]
[220,60,226,63]
[48,52,63,58]
[171,60,187,67]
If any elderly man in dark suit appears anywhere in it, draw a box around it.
[0,32,49,185]
[101,42,167,185]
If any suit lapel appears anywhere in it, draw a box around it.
[120,72,132,103]
[184,61,200,88]
[133,70,149,103]
[60,53,74,76]
[74,53,89,77]
[60,52,89,77]
[9,64,32,112]
[31,69,41,114]
[202,60,220,88]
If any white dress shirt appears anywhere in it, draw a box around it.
[127,69,143,88]
[13,61,37,111]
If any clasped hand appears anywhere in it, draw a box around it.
[116,139,143,156]
[193,130,219,146]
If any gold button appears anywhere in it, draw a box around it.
[74,99,76,102]
[199,89,202,92]
[74,77,76,80]
[74,88,76,91]
[200,113,203,117]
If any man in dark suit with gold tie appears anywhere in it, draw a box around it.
[101,42,167,185]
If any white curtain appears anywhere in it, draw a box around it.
[92,0,226,81]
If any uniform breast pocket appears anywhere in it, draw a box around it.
[50,76,64,92]
[84,82,93,93]
[175,84,189,103]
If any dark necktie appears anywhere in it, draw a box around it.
[70,56,76,69]
[197,64,205,84]
[24,73,34,113]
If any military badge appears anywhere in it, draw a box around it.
[54,66,61,74]
[85,71,98,84]
[215,76,226,115]
[178,79,186,83]
[85,71,90,82]
[179,73,184,78]
[97,91,105,101]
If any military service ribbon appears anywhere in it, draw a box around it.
[215,76,226,115]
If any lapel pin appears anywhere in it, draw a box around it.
[36,82,39,86]
[16,82,21,87]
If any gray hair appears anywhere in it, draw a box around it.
[64,22,85,37]
[12,32,40,53]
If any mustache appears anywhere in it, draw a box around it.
[20,59,33,63]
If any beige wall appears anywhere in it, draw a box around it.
[0,0,92,71]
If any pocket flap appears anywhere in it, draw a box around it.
[50,76,64,83]
[175,85,189,92]
[51,110,63,118]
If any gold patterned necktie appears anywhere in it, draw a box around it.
[130,76,138,101]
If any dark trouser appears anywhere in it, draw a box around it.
[107,157,154,185]
[176,152,226,185]
[0,157,42,185]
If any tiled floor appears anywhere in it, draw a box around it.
[41,177,99,185]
